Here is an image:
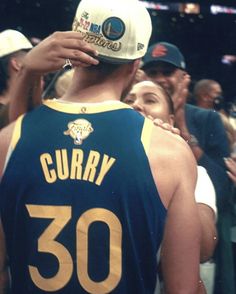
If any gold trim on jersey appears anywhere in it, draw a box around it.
[141,118,153,155]
[43,99,132,114]
[9,114,24,151]
[3,115,25,172]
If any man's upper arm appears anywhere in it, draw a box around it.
[160,141,202,293]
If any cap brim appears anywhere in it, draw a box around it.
[142,58,182,70]
[98,54,135,64]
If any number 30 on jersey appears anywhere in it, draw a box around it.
[26,205,122,294]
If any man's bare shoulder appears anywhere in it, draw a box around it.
[0,122,15,177]
[150,125,194,161]
[147,125,197,208]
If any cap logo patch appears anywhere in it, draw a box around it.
[82,11,89,20]
[64,119,93,145]
[152,44,168,58]
[102,17,125,41]
[90,23,101,35]
[73,16,122,52]
[137,43,144,51]
[73,16,90,31]
[73,16,101,35]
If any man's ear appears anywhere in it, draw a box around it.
[9,57,22,72]
[125,59,141,76]
[132,59,141,75]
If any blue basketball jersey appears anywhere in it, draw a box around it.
[0,100,167,293]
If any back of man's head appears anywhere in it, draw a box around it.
[72,0,152,66]
[193,79,218,98]
[193,79,224,110]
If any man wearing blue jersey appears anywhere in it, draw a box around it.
[0,0,204,293]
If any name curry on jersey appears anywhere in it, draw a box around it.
[40,119,116,186]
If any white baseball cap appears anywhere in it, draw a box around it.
[0,29,33,58]
[72,0,152,64]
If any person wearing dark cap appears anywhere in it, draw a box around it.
[143,41,186,70]
[142,41,235,294]
[142,42,188,98]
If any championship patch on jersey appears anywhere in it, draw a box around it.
[64,119,93,145]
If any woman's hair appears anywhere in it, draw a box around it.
[155,83,174,115]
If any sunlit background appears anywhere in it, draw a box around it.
[1,0,236,103]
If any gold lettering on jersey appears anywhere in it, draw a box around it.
[70,149,84,180]
[40,149,116,186]
[96,155,116,186]
[40,153,57,184]
[83,150,100,182]
[56,149,69,180]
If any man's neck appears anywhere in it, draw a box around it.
[61,68,124,104]
[61,83,121,103]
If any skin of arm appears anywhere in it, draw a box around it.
[169,107,224,260]
[155,76,222,261]
[149,126,205,293]
[150,120,217,264]
[8,31,99,123]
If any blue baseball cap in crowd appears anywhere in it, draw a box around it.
[142,42,186,70]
